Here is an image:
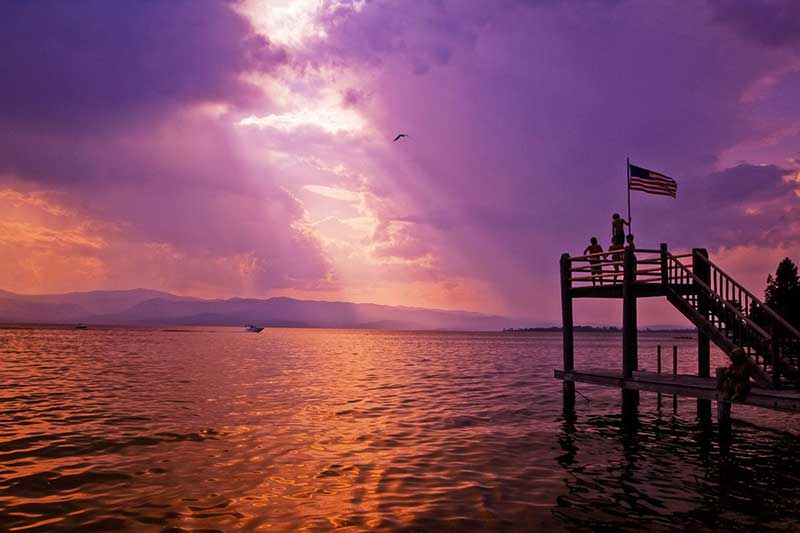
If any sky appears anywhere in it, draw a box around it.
[1,0,799,326]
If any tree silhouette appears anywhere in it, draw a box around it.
[764,257,800,328]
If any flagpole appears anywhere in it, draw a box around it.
[626,157,631,235]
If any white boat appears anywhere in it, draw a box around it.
[243,324,264,333]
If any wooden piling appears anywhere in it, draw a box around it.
[622,247,639,409]
[715,367,733,440]
[560,253,575,410]
[717,400,732,438]
[693,248,711,378]
[657,344,662,410]
[693,248,713,418]
[673,345,678,412]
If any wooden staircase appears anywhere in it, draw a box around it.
[663,250,800,389]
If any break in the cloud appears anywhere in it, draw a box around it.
[0,0,332,297]
[1,0,799,324]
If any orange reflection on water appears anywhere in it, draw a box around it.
[2,326,800,531]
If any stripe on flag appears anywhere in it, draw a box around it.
[629,163,677,198]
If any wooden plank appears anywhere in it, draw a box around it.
[571,285,623,298]
[554,368,800,412]
[570,283,673,299]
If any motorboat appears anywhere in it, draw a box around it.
[75,323,88,330]
[244,324,264,333]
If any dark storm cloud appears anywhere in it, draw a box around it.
[0,0,286,135]
[711,0,800,47]
[651,164,799,250]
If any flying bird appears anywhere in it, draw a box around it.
[393,133,409,142]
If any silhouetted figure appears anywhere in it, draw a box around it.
[611,213,630,246]
[393,133,409,142]
[583,237,604,286]
[609,241,624,283]
[625,233,635,251]
[717,348,752,402]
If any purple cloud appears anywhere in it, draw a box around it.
[299,0,800,320]
[0,1,331,296]
[0,0,286,134]
[711,0,800,47]
[648,163,799,250]
[2,0,800,325]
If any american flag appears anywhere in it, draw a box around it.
[629,163,677,198]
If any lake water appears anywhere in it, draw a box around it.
[1,327,799,532]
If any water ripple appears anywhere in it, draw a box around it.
[0,327,798,531]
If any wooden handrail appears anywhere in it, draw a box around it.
[569,251,687,280]
[668,253,772,340]
[571,271,662,282]
[570,250,619,261]
[571,248,692,262]
[695,253,800,340]
[570,260,624,271]
[571,275,661,283]
[571,272,627,282]
[635,266,663,275]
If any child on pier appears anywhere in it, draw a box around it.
[609,241,624,283]
[611,213,630,246]
[625,233,635,251]
[583,237,604,286]
[609,235,635,284]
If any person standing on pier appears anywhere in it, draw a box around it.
[611,213,630,246]
[583,237,604,286]
[609,241,624,283]
[625,233,635,251]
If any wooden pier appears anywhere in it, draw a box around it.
[556,244,800,431]
[555,369,800,412]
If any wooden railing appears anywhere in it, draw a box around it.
[665,250,799,385]
[694,253,800,371]
[566,247,692,286]
[664,252,772,363]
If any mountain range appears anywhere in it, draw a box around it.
[0,289,531,331]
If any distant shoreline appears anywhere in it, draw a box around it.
[502,326,694,333]
[0,323,695,334]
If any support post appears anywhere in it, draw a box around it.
[771,343,782,388]
[660,243,668,285]
[715,368,733,447]
[560,253,575,410]
[717,400,732,440]
[622,247,639,410]
[657,344,662,410]
[693,248,712,418]
[673,345,678,413]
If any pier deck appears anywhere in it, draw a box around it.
[555,368,800,412]
[557,244,800,431]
